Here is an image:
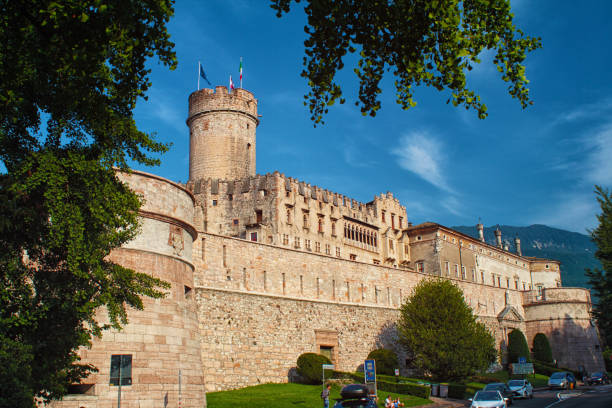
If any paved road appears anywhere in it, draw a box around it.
[492,384,612,408]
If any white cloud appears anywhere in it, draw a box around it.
[528,192,598,234]
[392,131,453,193]
[585,124,612,186]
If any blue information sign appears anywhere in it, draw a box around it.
[518,357,527,364]
[364,359,376,383]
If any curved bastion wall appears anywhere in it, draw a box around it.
[523,287,604,373]
[51,170,206,408]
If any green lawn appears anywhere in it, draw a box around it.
[206,383,432,408]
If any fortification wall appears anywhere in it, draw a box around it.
[194,233,528,391]
[52,171,206,408]
[523,288,604,372]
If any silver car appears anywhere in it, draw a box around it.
[469,390,508,408]
[507,379,533,399]
[548,371,577,389]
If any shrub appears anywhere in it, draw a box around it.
[470,375,502,384]
[507,329,530,365]
[296,353,331,384]
[367,349,399,376]
[533,361,579,377]
[532,333,553,363]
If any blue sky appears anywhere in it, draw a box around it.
[133,0,612,234]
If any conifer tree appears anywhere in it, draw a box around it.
[532,333,553,363]
[507,329,530,365]
[586,186,612,347]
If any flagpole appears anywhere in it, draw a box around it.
[197,61,200,90]
[240,57,243,89]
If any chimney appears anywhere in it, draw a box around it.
[477,222,485,242]
[515,236,522,256]
[494,226,502,249]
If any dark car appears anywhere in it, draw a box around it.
[333,384,377,408]
[483,383,514,405]
[586,371,611,385]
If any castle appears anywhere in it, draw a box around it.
[53,87,604,408]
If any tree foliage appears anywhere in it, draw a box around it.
[0,0,176,403]
[506,329,530,365]
[586,186,612,348]
[271,0,541,124]
[532,333,553,363]
[398,279,496,381]
[367,348,399,376]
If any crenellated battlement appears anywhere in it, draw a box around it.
[187,86,258,126]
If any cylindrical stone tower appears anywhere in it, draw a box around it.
[187,86,259,181]
[51,170,206,408]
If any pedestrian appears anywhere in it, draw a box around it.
[321,383,331,408]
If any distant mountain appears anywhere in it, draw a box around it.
[451,224,601,289]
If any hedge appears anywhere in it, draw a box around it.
[334,371,431,399]
[532,360,579,377]
[532,333,553,363]
[447,383,467,399]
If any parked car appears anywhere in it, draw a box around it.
[507,379,534,399]
[585,371,611,385]
[469,390,508,408]
[333,384,377,408]
[548,372,577,389]
[482,383,513,405]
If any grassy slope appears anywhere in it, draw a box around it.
[206,383,432,408]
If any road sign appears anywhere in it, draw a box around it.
[518,357,527,364]
[394,369,400,376]
[512,363,534,375]
[365,359,376,383]
[322,364,335,370]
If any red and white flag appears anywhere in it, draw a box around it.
[229,75,235,91]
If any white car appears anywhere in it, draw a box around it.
[469,390,508,408]
[507,379,533,399]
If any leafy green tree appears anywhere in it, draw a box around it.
[586,186,612,348]
[398,279,496,381]
[271,0,541,124]
[367,348,399,376]
[0,0,176,404]
[532,333,553,363]
[506,329,530,365]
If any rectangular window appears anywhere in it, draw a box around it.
[506,278,510,288]
[515,280,519,290]
[461,266,466,280]
[315,242,321,252]
[233,218,239,225]
[336,247,341,257]
[391,214,395,229]
[110,355,132,386]
[382,210,386,222]
[250,232,257,242]
[471,268,476,281]
[389,239,394,250]
[399,216,403,228]
[294,237,300,248]
[454,264,459,278]
[282,234,289,245]
[416,261,424,273]
[256,210,263,223]
[445,261,450,276]
[349,254,357,261]
[481,271,485,283]
[325,244,331,255]
[305,239,311,250]
[497,276,501,287]
[201,237,205,261]
[212,199,217,206]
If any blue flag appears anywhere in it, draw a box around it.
[199,64,211,86]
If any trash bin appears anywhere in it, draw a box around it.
[439,384,449,398]
[431,383,439,397]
